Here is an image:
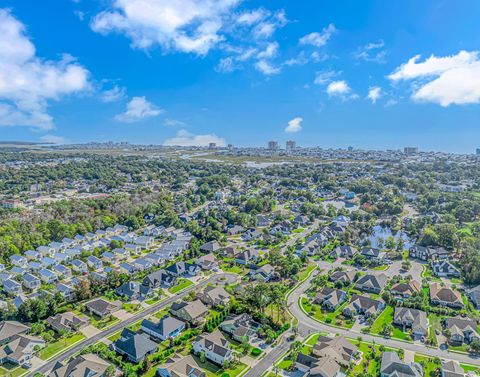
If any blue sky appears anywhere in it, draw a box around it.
[0,0,480,152]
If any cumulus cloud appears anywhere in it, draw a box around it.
[299,24,337,47]
[389,50,480,106]
[313,70,338,85]
[367,86,382,103]
[285,117,303,133]
[40,134,70,145]
[164,118,187,127]
[354,40,386,63]
[164,129,226,146]
[0,9,91,130]
[101,85,126,103]
[115,96,163,122]
[255,60,280,75]
[327,80,351,97]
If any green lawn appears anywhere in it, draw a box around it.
[145,296,163,305]
[0,364,28,377]
[220,263,247,275]
[192,356,248,377]
[414,355,441,376]
[297,264,316,282]
[123,302,143,314]
[428,313,442,346]
[300,297,354,329]
[91,314,120,329]
[39,333,86,360]
[370,306,411,341]
[169,278,194,294]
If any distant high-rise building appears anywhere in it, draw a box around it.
[286,140,296,150]
[268,141,278,150]
[404,147,418,155]
[208,142,217,149]
[348,146,353,151]
[476,148,480,155]
[227,144,233,149]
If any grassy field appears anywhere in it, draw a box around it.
[169,278,194,294]
[370,306,411,341]
[39,333,86,360]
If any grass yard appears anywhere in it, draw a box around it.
[192,356,248,377]
[91,314,120,329]
[145,296,163,305]
[428,313,442,346]
[300,297,354,329]
[0,364,28,377]
[39,333,86,360]
[414,355,442,376]
[169,278,194,294]
[370,306,411,341]
[220,262,247,275]
[297,264,316,282]
[123,302,143,314]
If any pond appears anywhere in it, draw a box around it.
[365,225,414,250]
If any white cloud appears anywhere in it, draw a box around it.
[237,9,266,25]
[257,42,278,59]
[115,96,163,122]
[40,134,70,145]
[101,85,126,102]
[164,129,226,146]
[314,70,338,85]
[327,80,351,96]
[354,40,386,63]
[285,117,303,133]
[367,86,382,103]
[299,24,336,47]
[0,9,91,130]
[254,60,280,75]
[389,50,480,106]
[164,118,187,127]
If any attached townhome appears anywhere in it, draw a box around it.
[71,259,88,274]
[380,352,422,377]
[429,283,464,309]
[3,279,23,296]
[312,336,358,367]
[314,287,347,311]
[10,255,27,268]
[354,273,388,294]
[38,269,58,284]
[445,317,480,344]
[343,294,385,318]
[111,328,158,363]
[192,329,232,366]
[87,256,103,270]
[393,307,429,339]
[170,300,209,325]
[141,316,185,341]
[22,273,41,291]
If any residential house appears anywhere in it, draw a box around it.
[441,360,465,377]
[170,300,209,325]
[354,273,388,294]
[56,283,75,301]
[157,354,206,377]
[200,241,221,253]
[429,283,464,309]
[119,263,136,275]
[256,215,271,227]
[125,244,141,255]
[295,354,341,377]
[53,264,72,279]
[134,236,154,249]
[116,281,154,301]
[22,273,41,291]
[133,258,152,271]
[46,312,90,333]
[143,270,177,288]
[192,329,232,365]
[0,321,29,345]
[445,317,480,344]
[251,264,276,282]
[101,251,116,263]
[0,334,45,366]
[84,298,122,318]
[335,246,358,259]
[235,249,260,265]
[343,294,384,318]
[87,256,103,270]
[38,268,58,284]
[165,261,199,277]
[312,336,358,366]
[391,280,421,299]
[432,260,461,278]
[25,250,40,261]
[393,307,429,338]
[141,317,185,341]
[329,270,357,286]
[71,259,88,274]
[314,288,347,311]
[380,352,422,377]
[360,248,386,262]
[197,286,231,307]
[48,353,113,377]
[111,329,158,363]
[112,248,129,260]
[196,253,219,271]
[3,279,23,296]
[220,314,260,342]
[10,255,27,268]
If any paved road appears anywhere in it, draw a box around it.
[243,340,290,377]
[27,273,238,377]
[287,271,480,366]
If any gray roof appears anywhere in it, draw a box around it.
[113,332,158,360]
[141,316,185,338]
[381,352,422,377]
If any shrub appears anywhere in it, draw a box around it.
[251,348,262,356]
[325,317,332,324]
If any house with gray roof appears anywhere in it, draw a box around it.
[22,273,41,291]
[111,329,158,363]
[314,287,347,311]
[393,307,429,339]
[380,352,422,377]
[445,316,480,344]
[3,279,23,296]
[46,312,90,333]
[48,353,112,377]
[157,354,206,377]
[141,316,185,341]
[355,273,388,294]
[116,281,153,301]
[170,300,208,325]
[192,329,232,366]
